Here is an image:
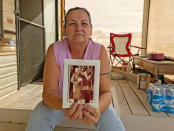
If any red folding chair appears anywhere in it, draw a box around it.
[108,33,146,71]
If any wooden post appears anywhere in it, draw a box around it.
[61,0,65,40]
[141,0,151,56]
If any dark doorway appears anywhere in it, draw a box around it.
[16,0,45,88]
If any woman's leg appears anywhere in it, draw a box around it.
[95,104,125,131]
[26,101,67,131]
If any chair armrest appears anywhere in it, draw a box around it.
[130,45,146,49]
[107,44,112,48]
[107,44,114,54]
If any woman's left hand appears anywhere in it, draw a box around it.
[82,104,100,125]
[65,102,83,120]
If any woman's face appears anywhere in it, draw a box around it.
[64,10,92,45]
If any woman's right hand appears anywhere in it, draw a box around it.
[65,102,83,120]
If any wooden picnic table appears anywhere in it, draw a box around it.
[133,56,174,82]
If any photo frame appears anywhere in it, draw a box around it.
[63,59,100,108]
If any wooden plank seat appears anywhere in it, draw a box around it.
[0,82,95,131]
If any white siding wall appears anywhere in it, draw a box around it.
[0,0,18,97]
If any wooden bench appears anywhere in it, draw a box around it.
[0,82,95,131]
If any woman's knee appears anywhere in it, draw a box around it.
[28,102,51,125]
[95,105,125,131]
[101,104,119,118]
[28,102,68,128]
[26,102,61,131]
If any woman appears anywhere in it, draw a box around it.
[71,67,83,101]
[26,7,125,131]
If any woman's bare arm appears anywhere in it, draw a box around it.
[98,45,112,112]
[42,44,84,120]
[42,44,63,110]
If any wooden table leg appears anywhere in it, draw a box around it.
[154,75,158,83]
[154,66,159,83]
[132,58,136,72]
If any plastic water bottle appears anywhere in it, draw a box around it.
[151,86,165,112]
[165,86,174,113]
[147,83,153,105]
[147,83,174,114]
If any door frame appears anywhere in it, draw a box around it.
[15,0,45,89]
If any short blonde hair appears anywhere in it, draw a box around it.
[64,7,92,27]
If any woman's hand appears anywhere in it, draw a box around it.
[82,104,100,125]
[65,102,83,120]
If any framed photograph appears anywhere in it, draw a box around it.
[63,59,100,108]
